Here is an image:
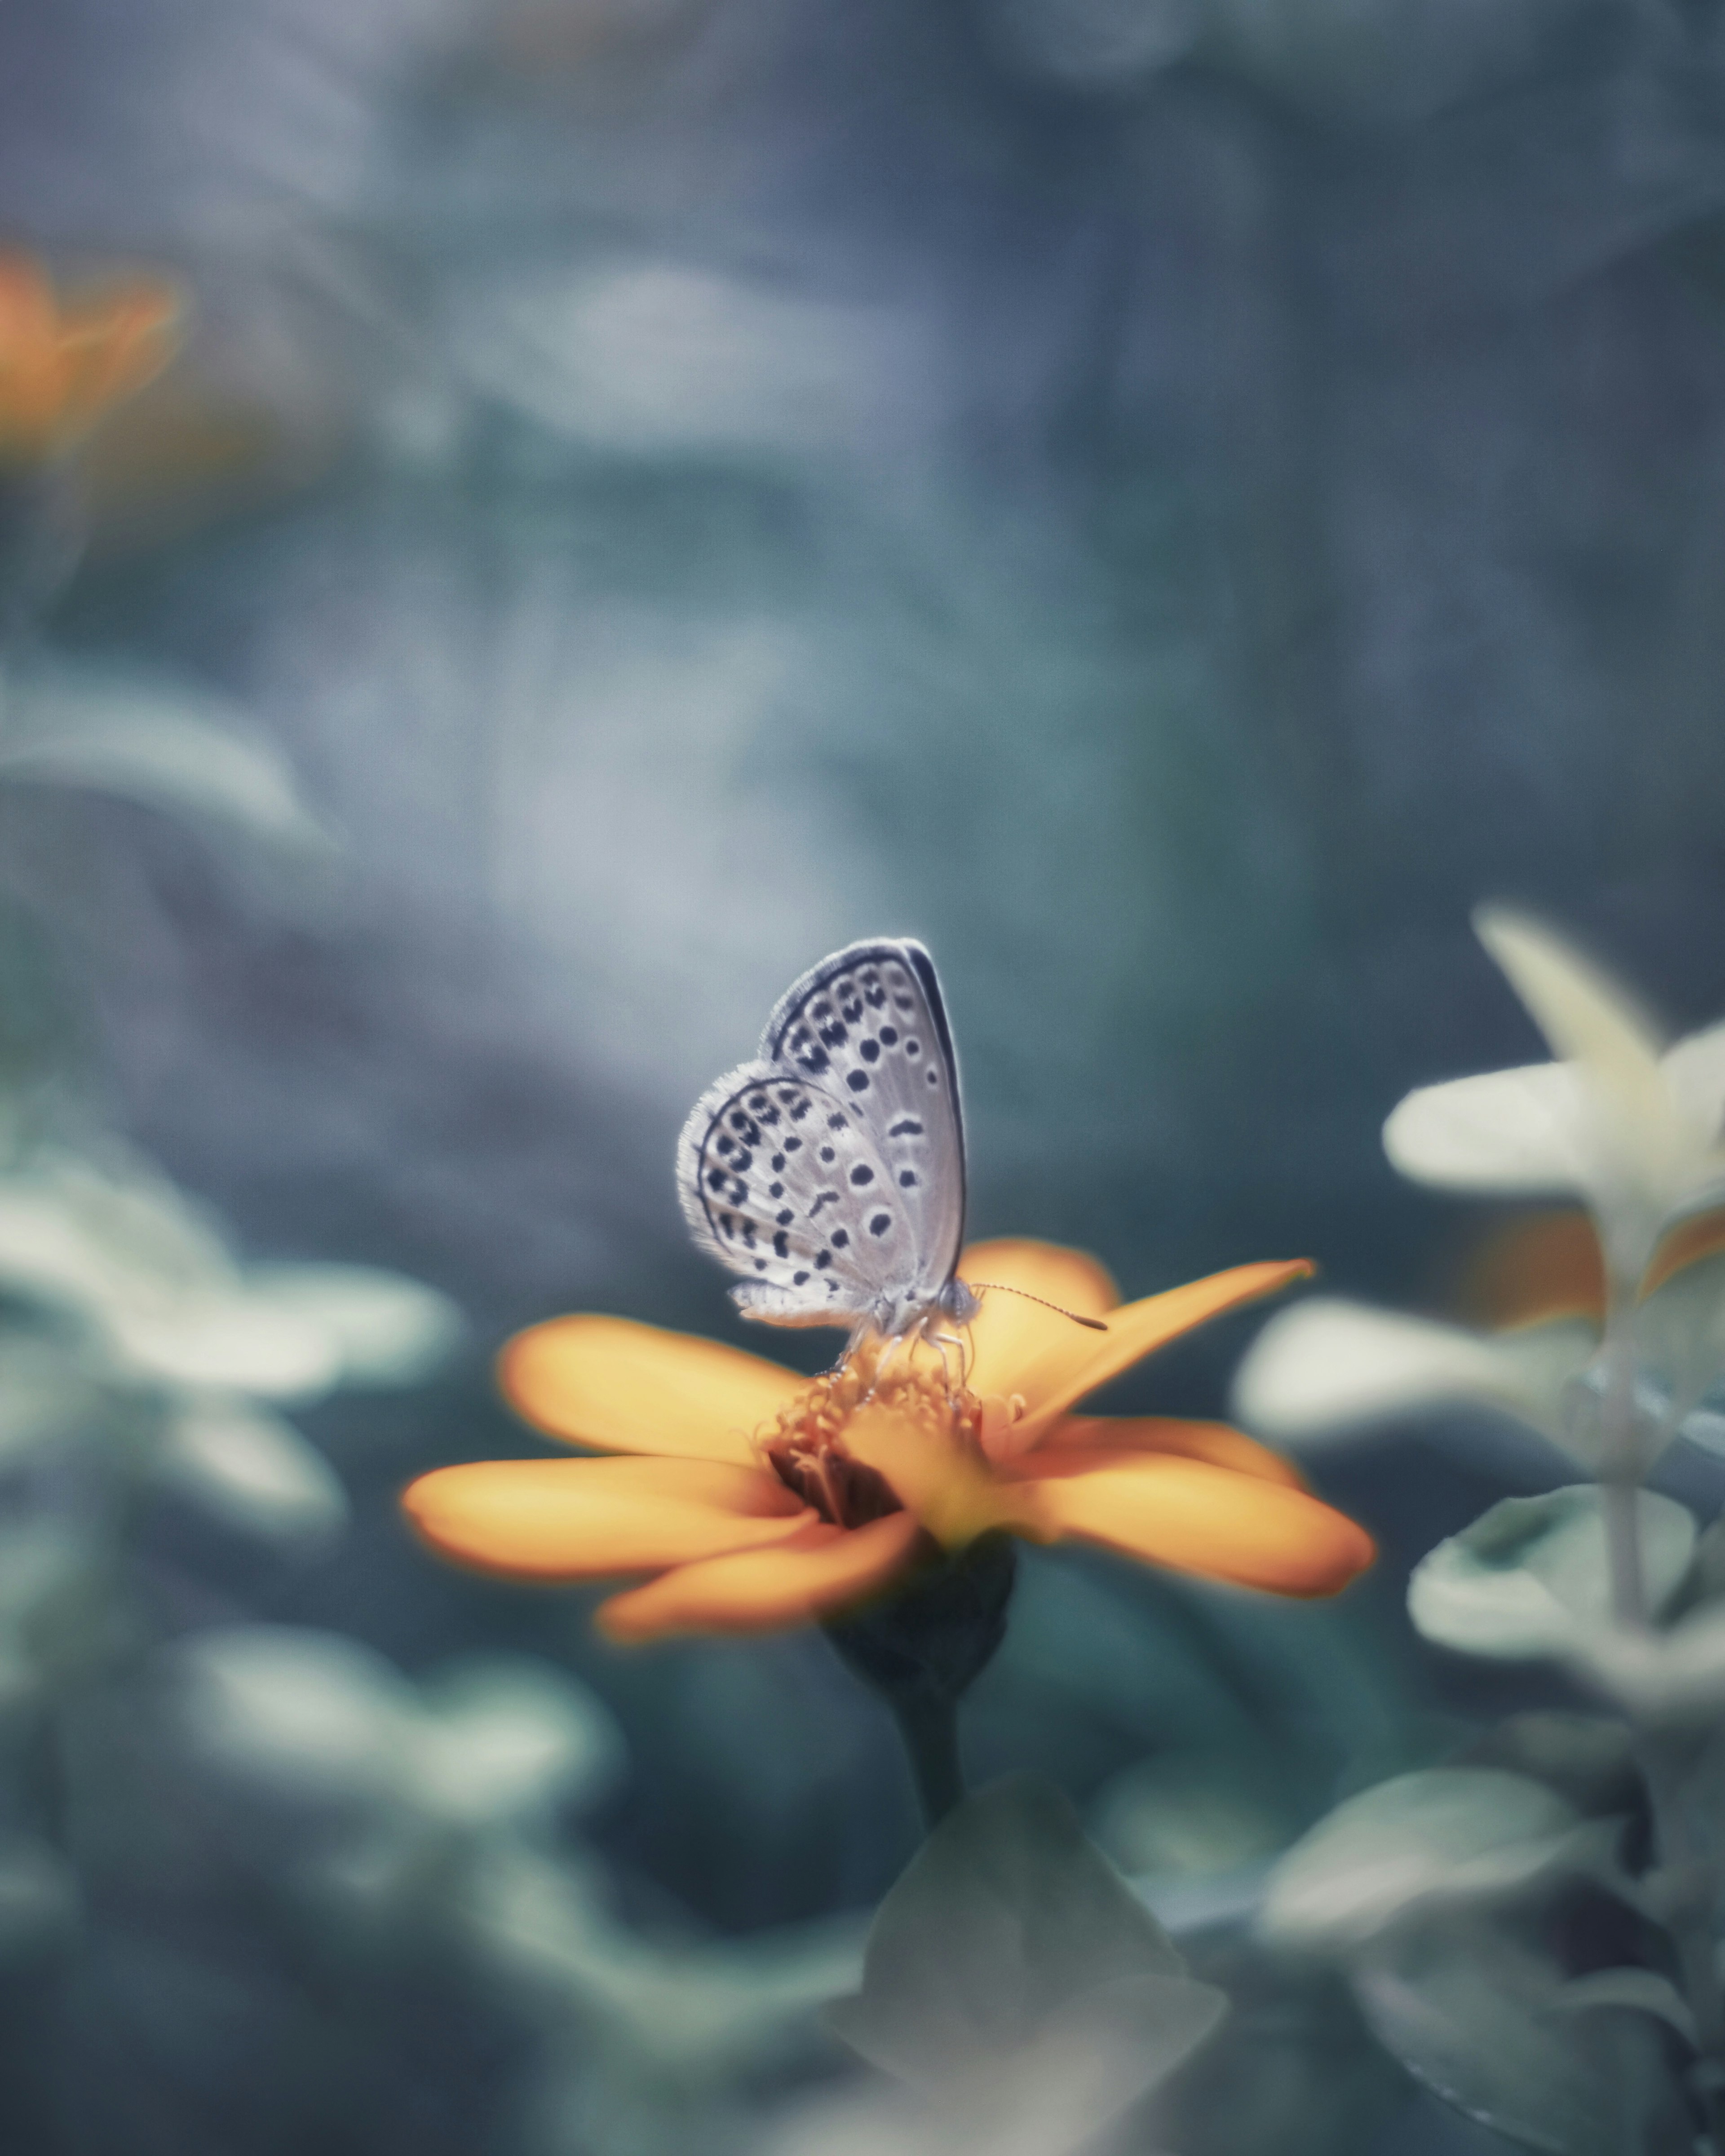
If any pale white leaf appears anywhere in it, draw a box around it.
[1261,1768,1580,1951]
[243,1264,461,1387]
[1474,907,1666,1095]
[154,1401,348,1545]
[1408,1488,1696,1661]
[173,1626,416,1805]
[105,1291,341,1398]
[1384,1063,1592,1194]
[1656,1021,1725,1145]
[1555,1970,1697,2045]
[1231,1298,1566,1445]
[0,659,336,856]
[1567,1602,1725,1724]
[414,1655,624,1824]
[1634,1252,1725,1422]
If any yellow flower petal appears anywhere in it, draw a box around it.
[841,1403,1048,1548]
[499,1315,802,1464]
[1010,1260,1315,1445]
[1014,1455,1375,1596]
[597,1511,925,1641]
[402,1455,809,1581]
[1030,1415,1310,1490]
[959,1237,1120,1397]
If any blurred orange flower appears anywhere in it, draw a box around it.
[0,252,182,466]
[403,1239,1375,1643]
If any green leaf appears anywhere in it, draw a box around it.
[1408,1489,1696,1661]
[1355,1917,1691,2156]
[826,1776,1225,2138]
[1260,1769,1584,1950]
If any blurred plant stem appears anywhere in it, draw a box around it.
[824,1533,1016,1832]
[1600,1293,1649,1632]
[1598,1277,1725,2147]
[886,1692,964,1828]
[0,468,82,648]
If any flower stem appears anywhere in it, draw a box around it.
[887,1691,964,1829]
[1597,1264,1725,2144]
[1599,1293,1648,1630]
[1601,1477,1648,1631]
[823,1533,1016,1837]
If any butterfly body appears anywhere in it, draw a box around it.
[677,940,978,1348]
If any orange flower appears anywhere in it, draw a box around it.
[403,1239,1375,1643]
[0,252,181,466]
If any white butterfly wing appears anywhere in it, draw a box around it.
[676,940,967,1332]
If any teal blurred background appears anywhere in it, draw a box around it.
[0,2,1723,2150]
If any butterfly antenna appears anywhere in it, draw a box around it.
[967,1284,1107,1332]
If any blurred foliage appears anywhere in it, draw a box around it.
[0,1,1720,2152]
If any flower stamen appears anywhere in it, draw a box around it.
[761,1343,985,1530]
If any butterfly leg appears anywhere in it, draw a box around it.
[863,1331,905,1401]
[929,1328,971,1401]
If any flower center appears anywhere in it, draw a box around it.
[761,1345,990,1531]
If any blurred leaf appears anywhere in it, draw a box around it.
[1566,1600,1725,1725]
[1554,1970,1695,2046]
[982,0,1202,89]
[1260,1769,1585,1951]
[0,1146,235,1317]
[1384,1063,1592,1197]
[447,261,932,464]
[0,657,336,857]
[0,1150,454,1400]
[105,1289,340,1398]
[1089,1752,1289,1880]
[172,1625,415,1811]
[1384,914,1725,1271]
[1678,1409,1725,1460]
[0,1519,111,1695]
[1408,1489,1695,1661]
[1354,1917,1692,2156]
[1635,1252,1725,1422]
[243,1263,463,1387]
[0,1334,103,1466]
[1473,907,1668,1116]
[826,1776,1225,2149]
[1460,1713,1638,1818]
[0,1834,78,1963]
[153,1400,349,1546]
[414,1654,624,1825]
[464,1841,862,2075]
[1231,1297,1590,1451]
[1152,1943,1405,2156]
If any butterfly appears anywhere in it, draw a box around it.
[677,939,982,1351]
